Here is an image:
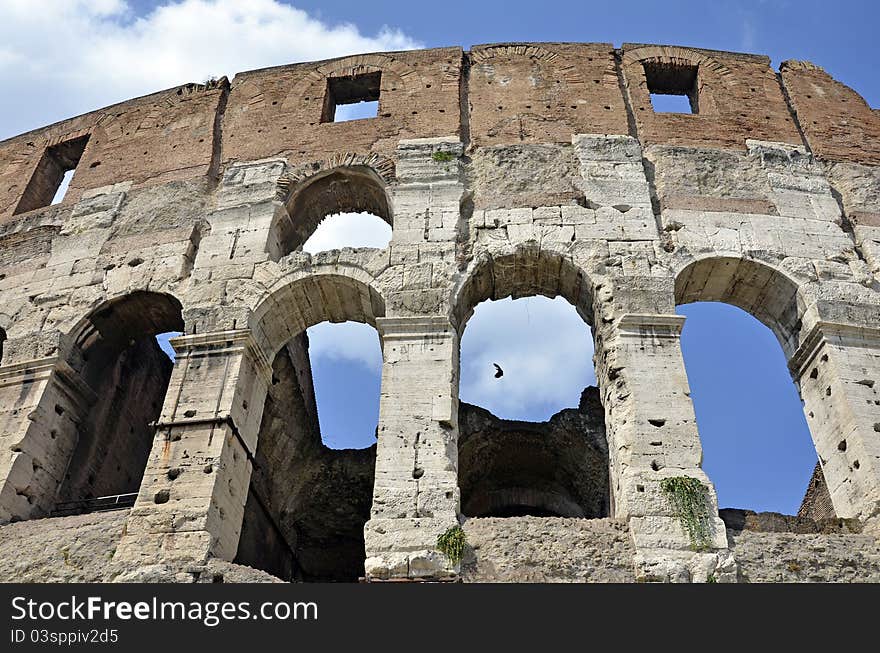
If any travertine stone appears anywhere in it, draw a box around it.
[0,41,878,582]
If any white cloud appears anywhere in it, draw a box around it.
[306,321,382,373]
[460,296,596,421]
[302,212,392,254]
[0,0,421,139]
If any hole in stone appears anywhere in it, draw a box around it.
[167,468,181,480]
[183,410,196,418]
[154,489,170,504]
[648,418,666,427]
[837,440,847,452]
[650,460,662,471]
[809,368,818,379]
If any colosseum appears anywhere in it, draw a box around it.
[0,42,879,583]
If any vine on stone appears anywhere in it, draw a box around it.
[659,476,713,551]
[436,526,467,564]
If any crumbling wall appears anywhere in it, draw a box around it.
[0,510,281,583]
[727,528,880,582]
[461,517,635,582]
[798,462,837,521]
[0,81,225,222]
[780,60,880,166]
[458,387,608,518]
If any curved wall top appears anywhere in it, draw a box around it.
[1,42,878,225]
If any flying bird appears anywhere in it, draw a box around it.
[493,363,504,378]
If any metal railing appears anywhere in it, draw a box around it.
[50,492,138,517]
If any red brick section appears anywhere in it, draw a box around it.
[621,44,802,150]
[780,60,880,166]
[0,81,226,223]
[221,47,462,166]
[2,43,878,227]
[467,43,629,146]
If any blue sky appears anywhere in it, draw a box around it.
[5,1,877,515]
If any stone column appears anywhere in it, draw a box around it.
[364,316,460,580]
[0,358,94,523]
[595,311,732,582]
[790,321,880,523]
[114,330,270,566]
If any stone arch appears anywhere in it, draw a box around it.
[239,267,386,581]
[65,291,184,371]
[453,244,596,330]
[673,255,835,518]
[0,291,184,523]
[674,255,804,357]
[270,160,394,259]
[251,265,386,360]
[453,245,607,519]
[58,291,183,506]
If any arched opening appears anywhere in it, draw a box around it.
[454,249,609,519]
[235,273,384,581]
[270,166,392,259]
[306,321,381,450]
[54,291,183,514]
[675,257,833,524]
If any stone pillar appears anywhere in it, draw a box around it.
[595,312,732,582]
[790,321,880,523]
[114,330,270,566]
[0,358,94,523]
[363,316,460,580]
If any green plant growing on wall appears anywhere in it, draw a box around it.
[659,476,713,551]
[431,151,455,162]
[436,525,467,564]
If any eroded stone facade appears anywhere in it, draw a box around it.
[1,43,879,583]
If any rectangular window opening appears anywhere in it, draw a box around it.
[14,135,89,215]
[643,61,699,114]
[321,71,381,123]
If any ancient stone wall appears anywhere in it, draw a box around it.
[458,387,608,518]
[0,42,878,583]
